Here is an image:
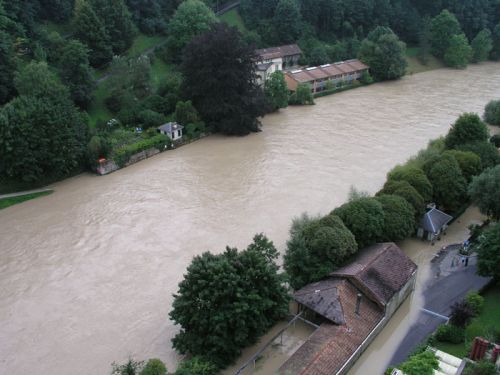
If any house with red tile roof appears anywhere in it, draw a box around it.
[279,243,417,375]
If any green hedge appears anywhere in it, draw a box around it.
[113,134,170,167]
[435,324,465,344]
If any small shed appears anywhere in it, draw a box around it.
[158,122,183,141]
[417,207,453,242]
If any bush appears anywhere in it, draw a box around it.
[463,359,497,375]
[87,135,110,165]
[449,300,475,328]
[137,110,166,129]
[435,324,465,344]
[113,134,170,167]
[399,350,439,375]
[465,291,484,316]
[483,99,500,125]
[174,357,218,375]
[290,83,314,105]
[141,359,167,375]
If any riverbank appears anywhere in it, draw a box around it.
[0,190,53,210]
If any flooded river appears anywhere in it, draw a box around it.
[1,63,499,375]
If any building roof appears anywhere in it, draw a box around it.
[279,281,384,375]
[285,59,369,86]
[331,243,417,307]
[158,122,184,133]
[303,67,330,80]
[256,62,273,72]
[345,59,369,71]
[420,208,453,234]
[293,279,345,325]
[255,44,302,60]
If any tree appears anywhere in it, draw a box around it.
[90,0,136,54]
[445,113,490,149]
[111,359,144,375]
[72,0,113,67]
[471,29,493,63]
[141,359,167,375]
[376,194,415,241]
[400,351,439,375]
[332,197,385,249]
[125,0,166,35]
[283,213,357,290]
[181,23,267,135]
[475,222,500,281]
[449,300,474,328]
[169,234,289,367]
[273,0,302,44]
[41,0,75,22]
[426,154,467,211]
[0,63,88,183]
[166,0,217,62]
[308,45,329,66]
[387,165,433,203]
[174,357,217,375]
[430,10,462,58]
[265,71,288,111]
[290,83,314,105]
[0,31,16,105]
[377,179,426,218]
[457,141,500,170]
[443,150,482,181]
[174,100,200,125]
[57,39,94,108]
[418,16,432,65]
[469,165,500,220]
[491,23,500,60]
[444,33,472,68]
[358,26,407,81]
[483,99,500,125]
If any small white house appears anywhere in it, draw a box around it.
[158,122,183,141]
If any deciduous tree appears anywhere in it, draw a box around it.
[445,113,489,149]
[468,165,500,220]
[471,29,493,63]
[457,141,500,170]
[265,71,288,111]
[483,99,500,125]
[430,10,462,58]
[387,165,433,203]
[444,33,472,68]
[377,179,425,218]
[443,150,482,181]
[376,194,415,241]
[273,0,302,44]
[475,222,500,281]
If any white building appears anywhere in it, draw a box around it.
[158,122,183,141]
[255,44,302,85]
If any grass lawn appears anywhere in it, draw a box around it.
[151,57,174,89]
[126,34,165,58]
[433,284,500,359]
[405,47,444,75]
[219,8,247,32]
[0,191,53,210]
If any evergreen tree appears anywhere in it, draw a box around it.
[42,0,74,22]
[273,0,302,44]
[72,0,113,67]
[444,33,472,68]
[0,31,16,104]
[471,28,493,62]
[181,23,267,135]
[491,23,500,60]
[125,0,166,35]
[430,10,462,58]
[264,71,288,111]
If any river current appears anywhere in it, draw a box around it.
[1,63,499,375]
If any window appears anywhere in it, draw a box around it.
[178,130,181,137]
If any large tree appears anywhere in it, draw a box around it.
[265,71,288,111]
[273,0,302,44]
[376,194,416,241]
[387,165,433,203]
[332,197,385,249]
[72,0,113,67]
[443,150,482,181]
[377,179,426,218]
[483,99,500,125]
[475,222,500,281]
[471,28,493,62]
[444,33,472,68]
[445,113,490,149]
[430,10,462,58]
[491,23,500,60]
[169,234,289,367]
[457,141,500,170]
[166,0,217,62]
[468,165,500,220]
[181,23,267,135]
[358,26,407,81]
[0,62,88,183]
[283,213,357,290]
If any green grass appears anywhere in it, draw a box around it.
[126,34,165,58]
[219,8,247,32]
[0,191,53,210]
[151,57,174,89]
[405,47,445,75]
[87,81,113,127]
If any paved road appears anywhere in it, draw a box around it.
[389,248,491,366]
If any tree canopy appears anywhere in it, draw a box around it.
[471,29,493,62]
[444,33,472,68]
[443,150,482,182]
[378,179,426,218]
[483,99,500,125]
[430,10,462,58]
[376,194,416,241]
[468,165,500,220]
[387,165,433,203]
[273,0,302,44]
[265,71,289,111]
[169,234,289,367]
[475,222,500,281]
[445,113,490,149]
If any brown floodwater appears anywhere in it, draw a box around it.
[1,63,499,375]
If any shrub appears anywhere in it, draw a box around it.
[435,324,465,344]
[399,350,439,375]
[140,359,167,375]
[465,291,484,316]
[174,357,218,375]
[87,135,110,165]
[449,300,475,328]
[290,83,314,105]
[463,360,497,375]
[483,99,500,125]
[445,113,489,149]
[113,134,170,167]
[137,110,166,129]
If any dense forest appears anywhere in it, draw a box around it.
[1,0,500,192]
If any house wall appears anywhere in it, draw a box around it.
[385,270,417,319]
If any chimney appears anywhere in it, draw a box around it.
[355,293,362,315]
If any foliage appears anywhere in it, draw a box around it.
[290,83,314,105]
[111,358,144,375]
[450,300,475,328]
[87,135,110,165]
[471,29,493,63]
[273,0,302,44]
[430,10,462,58]
[283,213,357,290]
[173,357,217,375]
[444,33,472,69]
[475,221,500,281]
[166,0,217,62]
[169,234,289,367]
[137,110,166,129]
[463,360,498,375]
[465,291,484,316]
[435,324,465,344]
[181,23,267,135]
[445,113,490,149]
[457,141,500,170]
[376,194,415,242]
[0,62,88,183]
[358,26,407,81]
[332,197,385,249]
[265,71,289,111]
[418,16,432,65]
[113,134,169,167]
[443,150,482,182]
[387,165,433,203]
[490,134,500,148]
[399,350,439,375]
[0,31,16,105]
[125,0,166,35]
[483,100,500,125]
[378,180,425,218]
[468,165,500,220]
[491,23,500,60]
[174,100,200,125]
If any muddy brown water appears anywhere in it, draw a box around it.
[1,63,499,375]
